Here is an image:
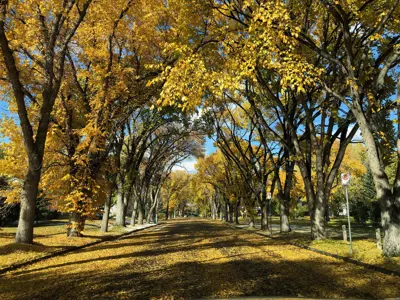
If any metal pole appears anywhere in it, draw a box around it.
[345,186,353,256]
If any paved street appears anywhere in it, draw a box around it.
[0,219,399,299]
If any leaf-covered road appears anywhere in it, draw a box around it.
[1,219,399,299]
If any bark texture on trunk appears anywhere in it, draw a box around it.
[260,202,268,230]
[249,217,255,228]
[138,202,144,225]
[115,184,125,226]
[234,201,240,225]
[68,212,85,237]
[310,193,326,240]
[15,169,41,243]
[131,199,138,226]
[224,201,229,222]
[228,204,233,223]
[352,100,400,256]
[165,199,170,220]
[279,196,291,233]
[383,222,400,256]
[101,191,113,232]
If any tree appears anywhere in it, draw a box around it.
[290,1,400,256]
[0,0,91,243]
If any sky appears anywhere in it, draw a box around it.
[172,124,364,174]
[172,137,216,173]
[0,101,8,114]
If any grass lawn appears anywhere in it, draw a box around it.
[238,217,400,274]
[269,231,400,273]
[270,216,372,228]
[0,219,129,270]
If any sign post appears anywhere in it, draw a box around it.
[341,173,353,256]
[267,192,272,233]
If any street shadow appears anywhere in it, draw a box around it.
[1,220,399,300]
[1,255,396,299]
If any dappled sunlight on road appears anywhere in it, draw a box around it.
[1,219,399,299]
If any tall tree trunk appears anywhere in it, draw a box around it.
[234,201,240,225]
[228,203,233,223]
[280,161,294,232]
[311,191,326,240]
[249,214,255,228]
[351,99,400,256]
[260,202,268,231]
[260,186,268,230]
[115,183,125,226]
[165,199,170,220]
[147,205,156,223]
[154,198,159,224]
[101,191,113,232]
[131,198,138,227]
[212,199,218,220]
[68,212,85,237]
[279,194,291,232]
[224,200,229,222]
[146,189,159,223]
[123,189,130,224]
[15,168,41,243]
[138,201,144,225]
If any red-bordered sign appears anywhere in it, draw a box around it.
[341,173,351,186]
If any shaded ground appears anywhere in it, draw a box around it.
[1,219,399,299]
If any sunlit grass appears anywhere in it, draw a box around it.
[0,219,129,270]
[255,229,400,274]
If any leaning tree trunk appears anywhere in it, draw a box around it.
[351,99,400,256]
[15,168,41,243]
[386,86,400,255]
[147,204,156,224]
[147,189,159,224]
[101,191,113,232]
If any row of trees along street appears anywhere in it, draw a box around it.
[0,0,399,257]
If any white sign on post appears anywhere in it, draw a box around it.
[267,192,272,200]
[341,173,351,186]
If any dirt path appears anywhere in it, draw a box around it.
[0,219,399,299]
